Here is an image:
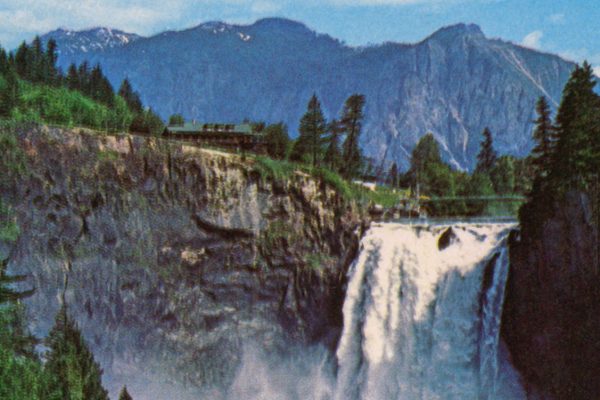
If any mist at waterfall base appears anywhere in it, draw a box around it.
[131,222,525,400]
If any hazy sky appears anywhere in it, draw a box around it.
[1,0,599,72]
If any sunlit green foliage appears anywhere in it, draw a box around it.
[0,39,149,134]
[401,133,526,217]
[13,82,133,132]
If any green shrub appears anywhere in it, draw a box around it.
[14,82,133,132]
[314,167,353,199]
[253,156,298,182]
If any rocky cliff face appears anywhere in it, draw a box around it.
[1,125,363,399]
[502,191,599,399]
[42,19,577,171]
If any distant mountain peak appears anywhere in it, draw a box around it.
[251,17,311,32]
[427,23,485,42]
[41,27,141,55]
[196,21,232,32]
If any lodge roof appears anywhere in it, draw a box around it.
[165,122,255,135]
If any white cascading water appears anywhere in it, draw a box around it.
[334,222,526,400]
[226,222,526,400]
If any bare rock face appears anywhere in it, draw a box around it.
[502,191,600,399]
[2,125,364,398]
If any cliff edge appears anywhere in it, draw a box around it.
[503,191,599,399]
[0,125,364,398]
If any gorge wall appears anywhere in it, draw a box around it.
[0,125,364,399]
[503,191,599,399]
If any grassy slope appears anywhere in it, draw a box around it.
[0,76,132,132]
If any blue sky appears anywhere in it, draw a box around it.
[1,0,599,73]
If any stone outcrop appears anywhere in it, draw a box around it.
[1,125,364,398]
[502,191,599,399]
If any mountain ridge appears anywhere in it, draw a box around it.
[40,19,577,170]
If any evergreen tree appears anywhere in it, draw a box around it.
[0,46,8,75]
[30,36,44,83]
[289,134,311,163]
[45,39,59,85]
[0,66,20,118]
[118,78,143,114]
[77,62,90,95]
[168,114,185,126]
[14,42,29,79]
[387,162,399,188]
[0,302,45,400]
[297,94,326,166]
[490,155,516,194]
[130,108,164,135]
[323,119,343,172]
[263,123,290,160]
[252,121,266,133]
[66,64,80,91]
[550,61,600,189]
[340,94,366,178]
[407,133,454,198]
[88,64,114,107]
[464,172,495,215]
[409,133,443,173]
[475,127,497,173]
[531,96,554,177]
[119,386,133,400]
[44,305,109,400]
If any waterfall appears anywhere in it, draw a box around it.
[226,222,526,400]
[334,222,525,400]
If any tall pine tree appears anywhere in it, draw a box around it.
[340,94,366,178]
[45,39,59,85]
[66,64,80,91]
[387,162,399,188]
[475,127,497,173]
[263,123,289,160]
[29,36,44,83]
[323,119,343,172]
[550,61,600,189]
[118,78,143,114]
[292,94,326,166]
[0,65,19,117]
[0,46,9,75]
[44,305,109,400]
[13,42,29,79]
[531,96,554,178]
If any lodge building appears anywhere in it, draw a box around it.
[163,122,264,152]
